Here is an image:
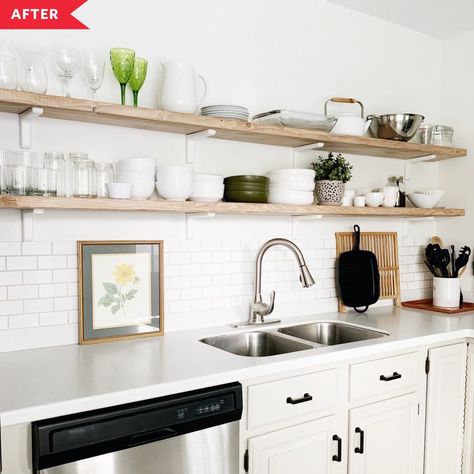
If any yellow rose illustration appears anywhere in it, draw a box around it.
[113,263,135,285]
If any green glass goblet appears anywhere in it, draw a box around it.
[128,57,148,107]
[110,48,135,105]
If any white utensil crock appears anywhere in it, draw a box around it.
[160,61,207,114]
[433,277,461,308]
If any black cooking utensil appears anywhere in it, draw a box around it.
[455,246,471,277]
[451,245,456,277]
[338,225,380,313]
[439,249,451,278]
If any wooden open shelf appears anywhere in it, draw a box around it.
[0,89,467,161]
[0,196,464,217]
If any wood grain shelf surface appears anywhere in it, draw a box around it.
[0,196,465,217]
[0,89,467,161]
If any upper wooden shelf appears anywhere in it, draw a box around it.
[0,196,464,218]
[0,89,467,161]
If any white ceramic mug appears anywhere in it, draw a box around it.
[433,277,461,308]
[382,186,398,208]
[160,61,207,114]
[354,196,366,207]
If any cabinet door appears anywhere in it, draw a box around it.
[349,393,423,474]
[247,415,345,474]
[425,343,468,474]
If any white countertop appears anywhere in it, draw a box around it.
[1,306,474,427]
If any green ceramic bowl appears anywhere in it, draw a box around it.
[224,189,269,203]
[225,182,269,192]
[224,175,269,185]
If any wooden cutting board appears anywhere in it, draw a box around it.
[335,231,401,313]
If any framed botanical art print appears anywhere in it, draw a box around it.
[78,241,164,344]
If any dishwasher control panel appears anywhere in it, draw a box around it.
[176,394,233,421]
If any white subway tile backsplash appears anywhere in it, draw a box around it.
[22,242,51,256]
[7,285,38,300]
[0,242,21,256]
[24,298,53,314]
[23,270,52,285]
[0,235,430,351]
[53,241,76,255]
[38,256,67,270]
[7,256,37,271]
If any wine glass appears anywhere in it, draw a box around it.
[81,50,105,100]
[11,42,48,93]
[0,56,17,90]
[128,57,147,107]
[110,48,135,105]
[54,48,81,98]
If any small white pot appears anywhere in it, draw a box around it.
[433,277,461,308]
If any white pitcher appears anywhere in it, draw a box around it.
[160,61,207,114]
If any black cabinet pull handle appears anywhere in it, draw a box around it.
[380,372,402,382]
[354,427,364,454]
[286,393,313,405]
[332,435,342,462]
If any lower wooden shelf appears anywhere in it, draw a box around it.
[0,195,465,217]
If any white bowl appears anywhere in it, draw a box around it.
[156,165,193,201]
[190,183,224,203]
[268,169,315,180]
[407,192,444,209]
[414,189,445,198]
[269,180,315,192]
[268,189,314,205]
[107,182,131,199]
[365,192,384,207]
[117,158,156,171]
[117,170,156,181]
[194,173,224,185]
[129,180,155,199]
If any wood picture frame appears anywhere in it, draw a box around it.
[78,240,164,344]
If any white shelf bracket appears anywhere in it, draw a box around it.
[291,214,323,239]
[402,216,435,237]
[291,142,325,168]
[21,208,44,241]
[19,107,44,149]
[185,212,216,239]
[185,129,217,164]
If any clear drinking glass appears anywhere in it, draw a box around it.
[6,151,35,195]
[72,153,96,197]
[0,149,9,194]
[0,56,17,90]
[95,162,114,198]
[12,43,48,93]
[32,168,57,196]
[81,50,105,100]
[54,48,81,98]
[45,152,66,197]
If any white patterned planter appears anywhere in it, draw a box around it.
[315,180,345,206]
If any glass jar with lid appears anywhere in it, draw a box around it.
[72,152,96,198]
[95,162,114,198]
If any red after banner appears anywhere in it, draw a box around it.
[0,0,88,29]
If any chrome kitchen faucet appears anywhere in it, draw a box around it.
[234,238,315,327]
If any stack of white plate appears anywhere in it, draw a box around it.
[201,105,249,121]
[267,169,315,205]
[116,158,156,199]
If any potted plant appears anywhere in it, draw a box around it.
[312,152,353,205]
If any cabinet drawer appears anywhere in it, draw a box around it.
[247,369,339,430]
[350,352,421,402]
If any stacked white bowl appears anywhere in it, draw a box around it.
[190,174,224,202]
[267,169,315,205]
[116,158,156,199]
[156,165,194,201]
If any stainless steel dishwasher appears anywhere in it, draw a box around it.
[32,383,242,474]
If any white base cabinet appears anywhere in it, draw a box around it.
[425,342,468,474]
[247,415,346,474]
[349,393,423,474]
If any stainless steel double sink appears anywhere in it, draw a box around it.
[200,321,388,357]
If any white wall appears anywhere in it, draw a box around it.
[0,0,445,351]
[438,31,474,296]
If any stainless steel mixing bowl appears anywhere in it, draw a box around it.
[367,113,425,141]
